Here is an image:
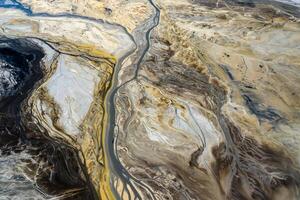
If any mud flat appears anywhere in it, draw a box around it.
[1,0,300,200]
[115,0,300,200]
[0,2,135,199]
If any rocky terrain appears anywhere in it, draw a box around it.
[0,0,300,200]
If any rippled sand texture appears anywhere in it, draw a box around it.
[0,0,300,200]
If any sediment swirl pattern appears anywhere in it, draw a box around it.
[0,0,300,200]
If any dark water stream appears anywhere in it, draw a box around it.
[0,0,299,199]
[103,0,160,199]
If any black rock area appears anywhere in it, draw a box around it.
[0,38,97,200]
[0,38,44,145]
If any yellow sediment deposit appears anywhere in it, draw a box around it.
[1,0,300,199]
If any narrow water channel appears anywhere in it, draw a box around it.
[103,0,160,199]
